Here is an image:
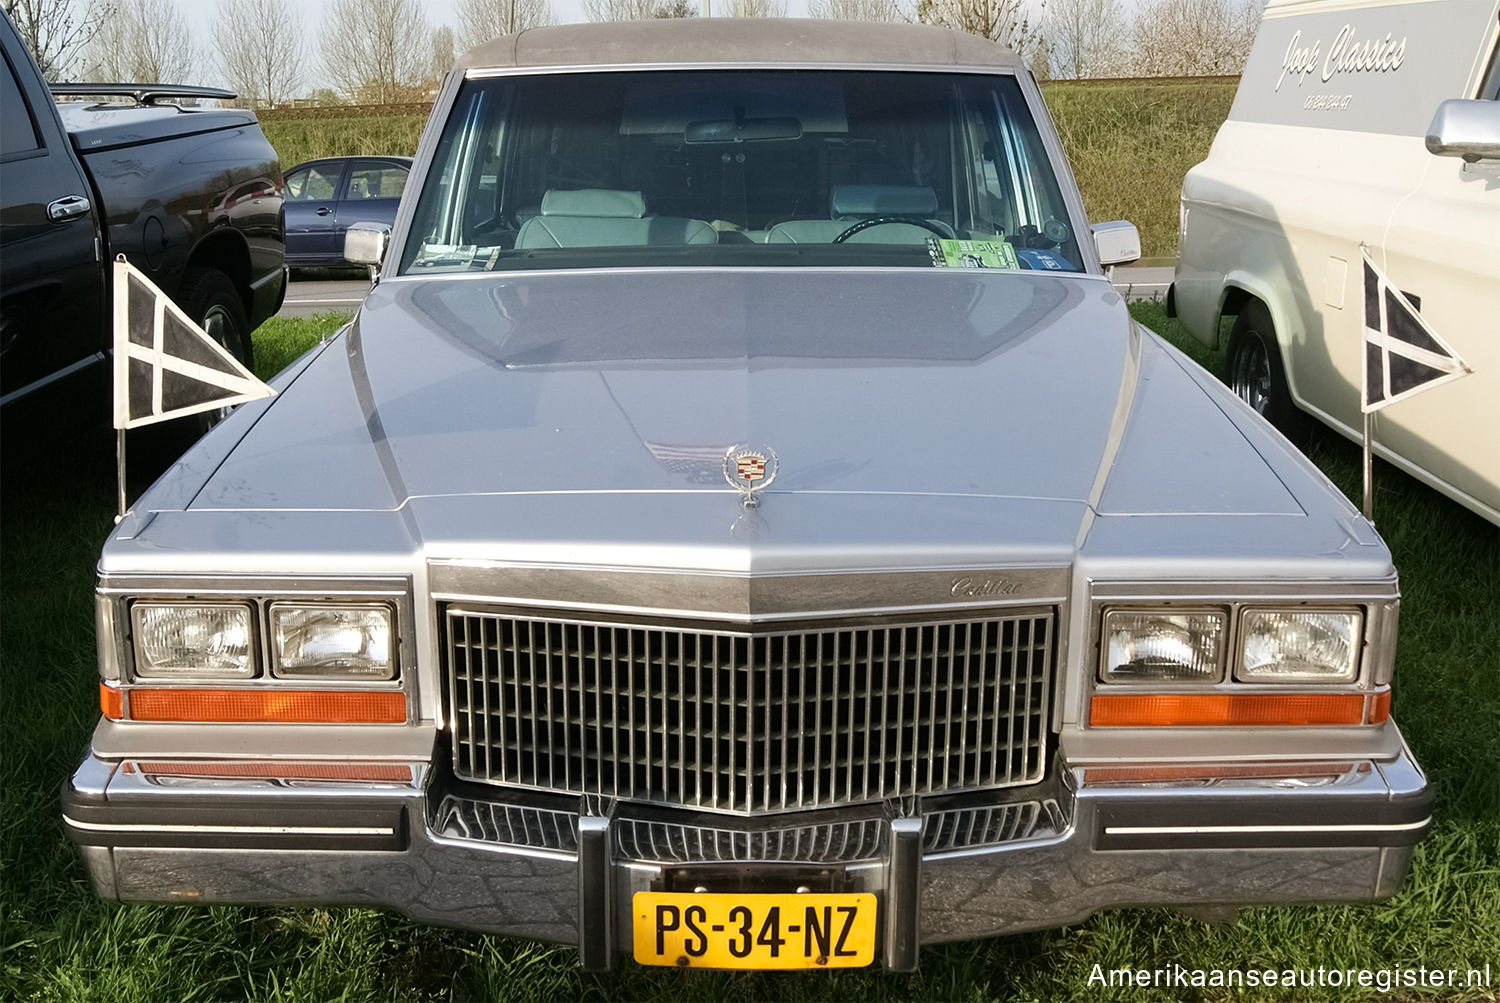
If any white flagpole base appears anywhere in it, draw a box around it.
[1362,410,1374,524]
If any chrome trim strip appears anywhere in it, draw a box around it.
[465,63,1022,80]
[1103,819,1430,836]
[63,816,395,836]
[430,563,1069,623]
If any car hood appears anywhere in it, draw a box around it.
[167,268,1336,573]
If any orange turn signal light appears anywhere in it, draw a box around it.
[100,682,124,720]
[122,688,406,724]
[1090,691,1385,727]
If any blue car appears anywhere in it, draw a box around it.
[282,156,411,267]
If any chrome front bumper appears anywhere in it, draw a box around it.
[63,736,1431,971]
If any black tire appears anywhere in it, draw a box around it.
[1227,301,1304,439]
[177,266,253,372]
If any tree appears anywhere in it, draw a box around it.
[84,0,195,83]
[320,0,430,104]
[1044,0,1126,78]
[4,0,110,80]
[808,0,906,21]
[455,0,554,49]
[916,0,1042,58]
[584,0,694,20]
[1127,0,1260,76]
[213,0,305,107]
[430,24,456,83]
[726,0,787,15]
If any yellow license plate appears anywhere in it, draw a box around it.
[632,891,877,970]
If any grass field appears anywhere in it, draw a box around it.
[2,305,1495,1001]
[257,77,1237,262]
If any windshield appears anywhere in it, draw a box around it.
[401,70,1083,274]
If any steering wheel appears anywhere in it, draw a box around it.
[832,216,952,244]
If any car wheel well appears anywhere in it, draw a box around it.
[1226,299,1305,440]
[184,231,252,316]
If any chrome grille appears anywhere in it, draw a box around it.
[444,607,1052,813]
[615,817,887,863]
[432,795,579,852]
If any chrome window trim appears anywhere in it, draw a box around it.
[396,63,1104,276]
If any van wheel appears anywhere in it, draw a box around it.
[1227,302,1303,438]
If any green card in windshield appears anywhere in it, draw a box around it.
[928,238,1020,270]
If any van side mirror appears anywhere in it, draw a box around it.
[1426,99,1500,163]
[344,222,391,280]
[1091,220,1141,267]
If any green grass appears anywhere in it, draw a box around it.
[2,306,1495,1001]
[254,78,1236,259]
[259,109,427,169]
[1044,79,1238,260]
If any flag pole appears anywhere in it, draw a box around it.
[116,428,127,524]
[1362,410,1373,523]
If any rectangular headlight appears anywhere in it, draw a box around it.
[1237,610,1361,682]
[270,603,395,679]
[1103,610,1225,683]
[132,603,254,678]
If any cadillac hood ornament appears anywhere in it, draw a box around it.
[723,443,778,507]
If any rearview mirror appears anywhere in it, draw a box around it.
[1425,99,1500,163]
[1091,220,1141,268]
[344,222,391,279]
[684,116,802,144]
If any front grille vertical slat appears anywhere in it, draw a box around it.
[446,607,1052,813]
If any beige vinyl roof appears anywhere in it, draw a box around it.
[458,18,1023,72]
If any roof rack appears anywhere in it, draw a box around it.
[48,83,237,105]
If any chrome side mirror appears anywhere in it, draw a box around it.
[1426,99,1500,163]
[344,222,391,280]
[1091,220,1141,268]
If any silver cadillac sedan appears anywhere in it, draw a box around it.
[67,20,1430,972]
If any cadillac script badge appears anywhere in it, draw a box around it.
[723,444,778,508]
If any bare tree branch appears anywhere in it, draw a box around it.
[916,0,1043,57]
[84,0,195,83]
[1044,0,1125,78]
[725,0,787,15]
[808,0,907,21]
[4,0,110,80]
[319,0,430,104]
[455,0,554,49]
[214,0,305,106]
[1127,0,1260,75]
[584,0,694,21]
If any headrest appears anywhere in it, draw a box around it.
[830,184,939,219]
[540,189,647,218]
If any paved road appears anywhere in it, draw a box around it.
[279,276,371,317]
[278,264,1174,318]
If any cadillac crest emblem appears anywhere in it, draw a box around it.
[723,444,778,507]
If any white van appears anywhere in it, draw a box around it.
[1172,0,1500,524]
